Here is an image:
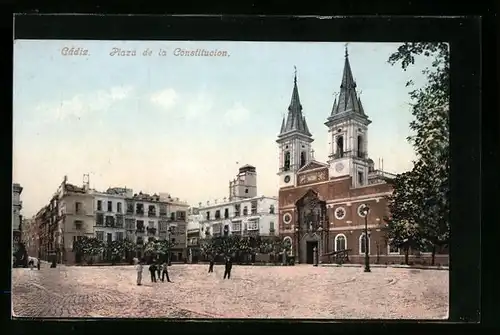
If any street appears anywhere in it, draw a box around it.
[12,264,448,319]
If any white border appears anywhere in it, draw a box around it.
[283,213,292,224]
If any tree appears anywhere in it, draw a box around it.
[144,239,176,262]
[106,240,124,264]
[73,236,105,264]
[388,42,450,265]
[200,237,217,258]
[385,171,423,265]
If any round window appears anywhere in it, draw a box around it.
[283,213,292,224]
[357,204,369,217]
[334,207,346,220]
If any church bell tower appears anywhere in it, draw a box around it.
[277,67,314,189]
[325,46,371,188]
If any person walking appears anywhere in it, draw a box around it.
[149,262,157,283]
[135,258,144,286]
[161,261,172,282]
[208,255,215,273]
[223,256,233,279]
[37,258,41,270]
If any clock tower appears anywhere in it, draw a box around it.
[277,67,314,189]
[325,46,371,188]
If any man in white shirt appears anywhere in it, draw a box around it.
[135,258,144,286]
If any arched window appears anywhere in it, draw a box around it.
[336,136,344,157]
[284,151,291,171]
[300,151,306,168]
[334,234,347,251]
[357,135,363,157]
[359,233,370,254]
[283,236,293,254]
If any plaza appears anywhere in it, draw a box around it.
[12,264,448,319]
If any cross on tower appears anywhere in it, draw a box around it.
[344,42,349,57]
[311,148,315,159]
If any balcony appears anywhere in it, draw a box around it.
[159,211,167,217]
[136,211,144,217]
[125,225,134,231]
[147,227,157,235]
[147,211,157,218]
[126,208,134,215]
[136,228,145,234]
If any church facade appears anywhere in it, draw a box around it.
[277,48,449,266]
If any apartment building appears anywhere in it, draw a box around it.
[186,207,203,262]
[21,218,38,258]
[125,192,189,261]
[12,183,23,248]
[32,175,190,264]
[198,165,279,240]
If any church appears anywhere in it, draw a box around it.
[277,47,448,266]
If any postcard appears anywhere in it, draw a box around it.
[13,39,449,319]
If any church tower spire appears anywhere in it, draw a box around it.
[279,66,312,137]
[325,45,372,188]
[276,66,314,189]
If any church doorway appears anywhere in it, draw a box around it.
[295,189,327,264]
[306,241,318,264]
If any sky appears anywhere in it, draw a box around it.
[13,40,434,218]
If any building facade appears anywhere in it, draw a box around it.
[186,207,203,262]
[21,218,38,258]
[32,175,189,264]
[12,183,23,246]
[277,48,448,265]
[124,191,189,262]
[198,165,279,241]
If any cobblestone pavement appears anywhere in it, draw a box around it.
[12,264,448,319]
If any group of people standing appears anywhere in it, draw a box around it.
[208,255,233,279]
[135,258,171,285]
[134,255,234,286]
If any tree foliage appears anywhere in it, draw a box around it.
[144,239,176,258]
[387,42,450,264]
[73,236,105,260]
[106,239,136,259]
[200,235,290,259]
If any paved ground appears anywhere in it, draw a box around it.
[12,264,448,319]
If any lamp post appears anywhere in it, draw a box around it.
[361,205,371,272]
[294,226,300,264]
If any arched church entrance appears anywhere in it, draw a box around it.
[295,189,327,264]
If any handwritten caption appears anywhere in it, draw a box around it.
[60,46,230,57]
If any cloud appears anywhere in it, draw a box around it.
[185,90,214,120]
[36,85,134,121]
[224,103,250,125]
[150,88,178,110]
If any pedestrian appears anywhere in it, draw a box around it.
[161,261,171,282]
[208,255,214,273]
[156,261,162,280]
[149,262,157,282]
[37,258,41,270]
[135,258,144,286]
[29,258,34,270]
[223,256,232,279]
